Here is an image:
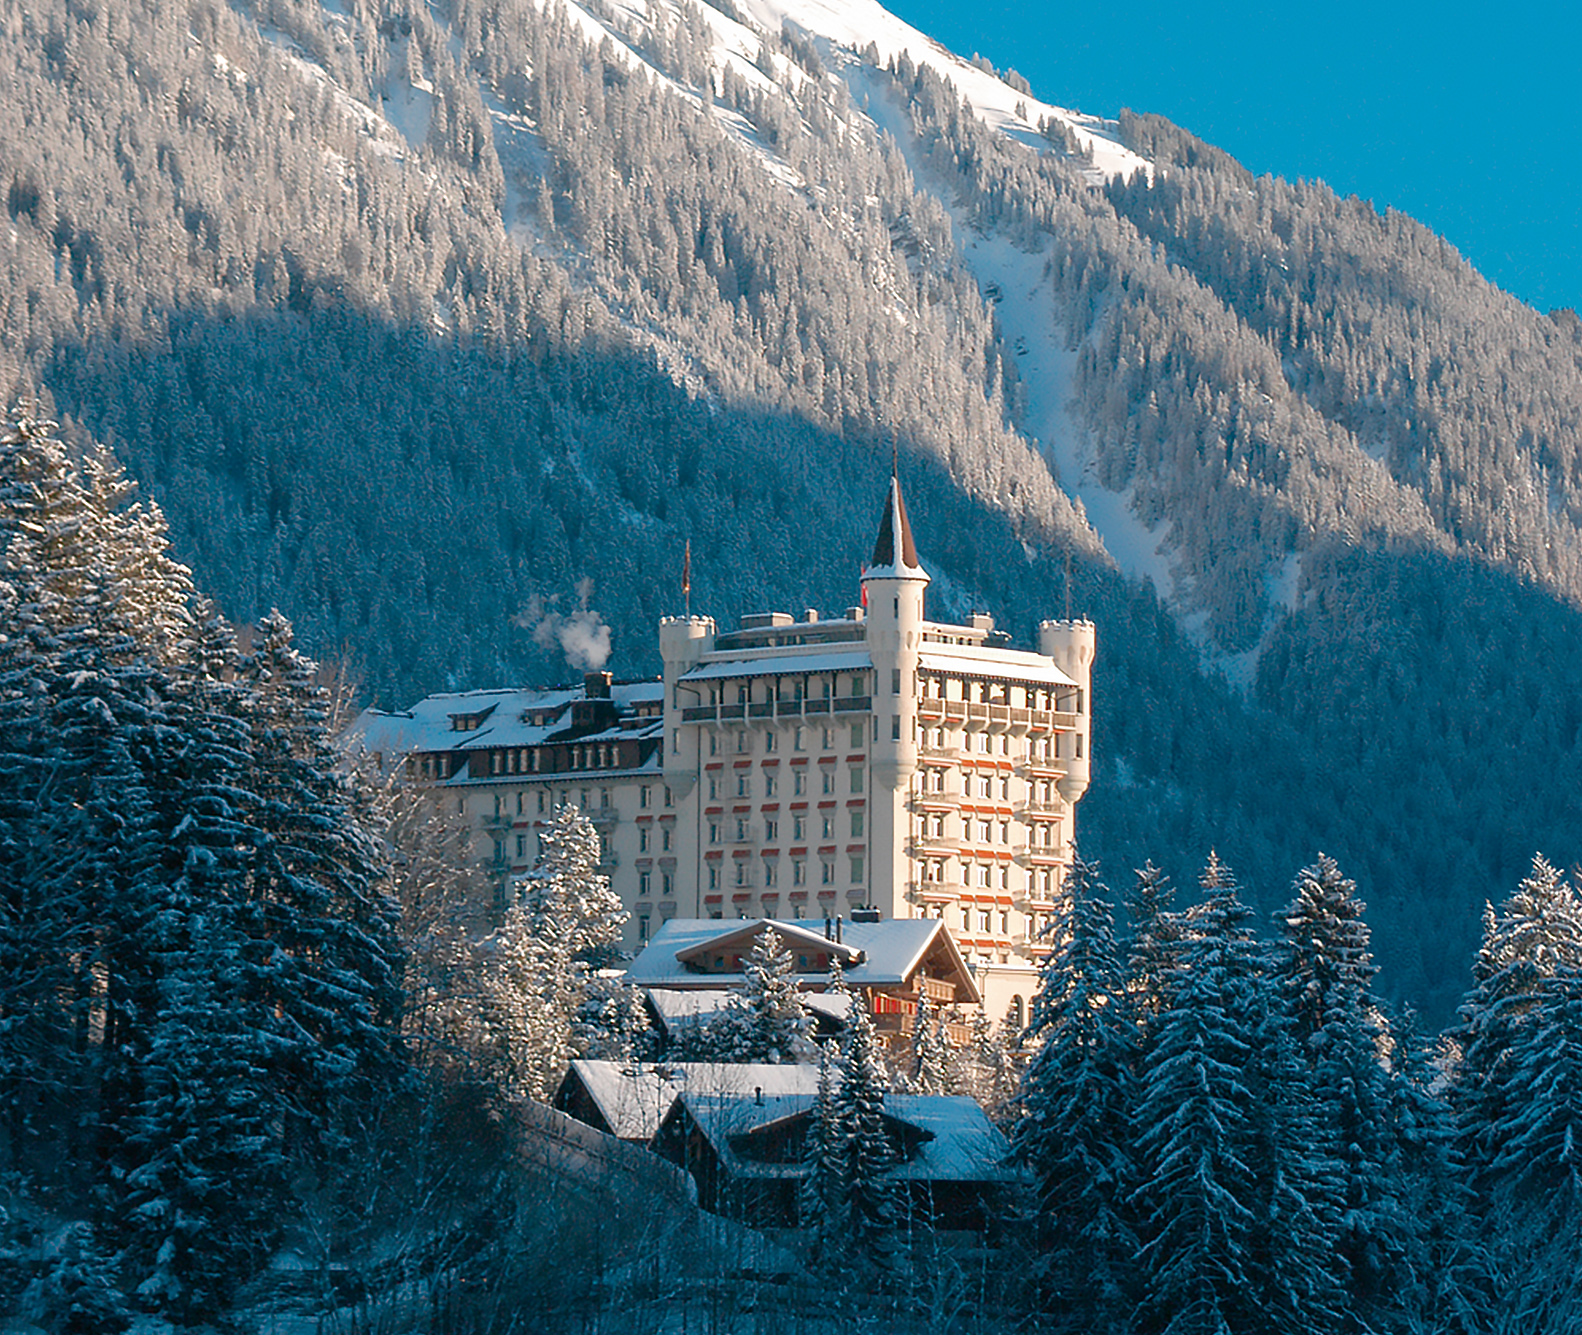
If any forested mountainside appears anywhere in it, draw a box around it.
[4,0,1582,1020]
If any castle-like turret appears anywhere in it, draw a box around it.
[659,614,715,802]
[862,475,929,918]
[1039,618,1096,804]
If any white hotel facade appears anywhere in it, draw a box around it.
[356,477,1094,1020]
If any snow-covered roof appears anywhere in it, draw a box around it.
[624,917,977,1003]
[351,679,665,761]
[679,650,873,682]
[916,648,1076,688]
[559,1060,824,1141]
[646,987,852,1036]
[670,1090,1017,1182]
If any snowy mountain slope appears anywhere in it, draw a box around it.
[730,0,1150,180]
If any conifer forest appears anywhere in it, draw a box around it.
[2,0,1582,1327]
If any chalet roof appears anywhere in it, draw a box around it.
[558,1060,823,1142]
[624,918,978,1004]
[673,919,866,970]
[646,988,852,1039]
[863,475,929,583]
[666,1091,1017,1183]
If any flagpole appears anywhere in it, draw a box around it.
[683,539,692,617]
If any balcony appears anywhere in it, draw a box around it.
[872,1009,974,1047]
[907,879,966,904]
[908,835,961,857]
[832,696,872,714]
[1015,801,1065,820]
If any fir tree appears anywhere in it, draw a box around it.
[1011,853,1137,1321]
[835,985,902,1277]
[472,805,627,1100]
[1128,854,1263,1335]
[906,988,954,1095]
[703,925,811,1063]
[1270,854,1421,1324]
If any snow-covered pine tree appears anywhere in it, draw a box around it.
[703,925,811,1063]
[834,984,903,1278]
[1011,852,1138,1323]
[1123,859,1181,1035]
[800,1042,847,1268]
[1270,854,1423,1324]
[471,804,628,1100]
[906,988,954,1095]
[1128,853,1263,1335]
[1455,854,1582,1190]
[1242,979,1346,1335]
[239,610,404,1136]
[1474,961,1582,1332]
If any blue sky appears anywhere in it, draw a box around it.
[885,0,1579,315]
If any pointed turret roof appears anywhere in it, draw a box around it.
[865,474,929,582]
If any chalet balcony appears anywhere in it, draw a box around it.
[872,1009,974,1047]
[831,696,872,714]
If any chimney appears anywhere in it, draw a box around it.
[583,670,613,699]
[754,1086,763,1106]
[824,916,832,941]
[835,915,843,944]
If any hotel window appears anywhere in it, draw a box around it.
[979,910,991,932]
[793,726,805,751]
[822,769,835,795]
[662,826,672,852]
[850,768,863,794]
[708,864,720,890]
[821,860,834,885]
[851,810,864,837]
[821,813,833,840]
[639,871,652,896]
[891,668,901,695]
[822,727,834,750]
[639,827,650,853]
[708,774,719,800]
[736,730,750,754]
[709,822,720,845]
[735,861,749,887]
[664,785,673,807]
[765,772,777,798]
[537,791,546,814]
[709,733,718,756]
[515,834,527,858]
[765,860,778,887]
[794,814,807,840]
[736,773,749,798]
[850,856,864,883]
[640,785,651,809]
[638,915,650,942]
[765,818,778,841]
[735,818,748,841]
[662,871,674,895]
[851,723,864,747]
[793,859,806,886]
[765,730,777,753]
